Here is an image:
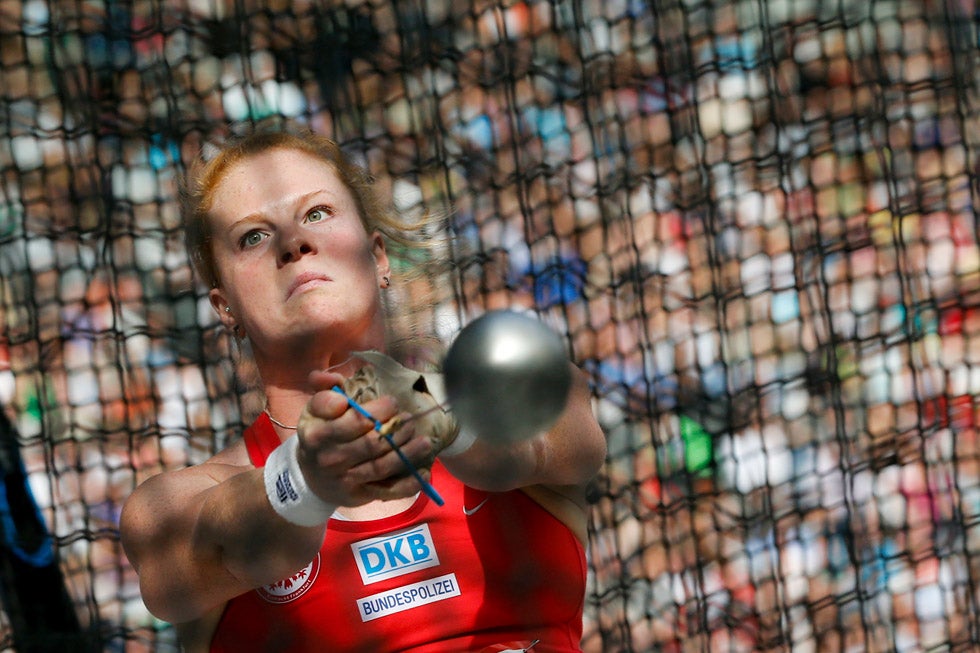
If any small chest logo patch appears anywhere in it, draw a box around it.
[257,553,321,604]
[351,523,440,585]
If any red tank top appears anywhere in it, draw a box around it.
[208,413,587,653]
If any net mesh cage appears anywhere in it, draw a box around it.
[1,0,980,651]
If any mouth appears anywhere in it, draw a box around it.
[287,272,331,299]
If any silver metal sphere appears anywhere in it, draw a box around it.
[443,310,572,444]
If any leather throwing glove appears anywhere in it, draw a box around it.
[343,351,460,456]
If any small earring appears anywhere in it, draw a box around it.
[382,276,390,289]
[224,306,231,313]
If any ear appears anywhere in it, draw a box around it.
[209,287,236,330]
[372,232,390,286]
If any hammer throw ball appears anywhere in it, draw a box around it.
[443,310,572,444]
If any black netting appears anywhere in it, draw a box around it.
[1,0,979,651]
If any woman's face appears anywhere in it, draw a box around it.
[206,147,389,360]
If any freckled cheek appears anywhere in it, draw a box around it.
[219,261,276,307]
[223,260,256,286]
[323,236,378,272]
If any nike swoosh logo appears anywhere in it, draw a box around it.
[463,497,490,516]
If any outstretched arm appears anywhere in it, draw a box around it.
[438,364,606,497]
[120,372,433,624]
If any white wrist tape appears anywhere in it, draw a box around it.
[439,426,477,458]
[263,436,335,527]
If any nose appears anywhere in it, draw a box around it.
[278,233,316,265]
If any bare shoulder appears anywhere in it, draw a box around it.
[126,440,250,511]
[200,438,252,475]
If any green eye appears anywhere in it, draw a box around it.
[306,206,332,223]
[240,230,264,248]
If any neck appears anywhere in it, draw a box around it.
[264,407,297,430]
[253,321,385,381]
[248,315,388,423]
[257,348,383,438]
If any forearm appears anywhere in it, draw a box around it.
[123,463,329,624]
[439,434,543,491]
[193,467,328,589]
[440,369,606,491]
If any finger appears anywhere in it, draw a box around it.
[348,431,433,484]
[336,413,416,468]
[299,404,409,480]
[304,387,354,422]
[305,391,398,434]
[307,369,347,392]
[378,415,417,448]
[365,469,433,502]
[297,414,375,474]
[340,391,400,428]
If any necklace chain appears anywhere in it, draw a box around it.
[262,357,351,432]
[264,409,298,430]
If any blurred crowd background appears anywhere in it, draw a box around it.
[1,0,979,651]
